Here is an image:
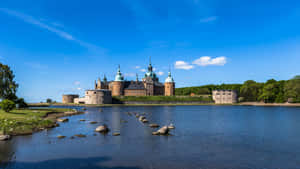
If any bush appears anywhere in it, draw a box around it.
[0,99,16,112]
[15,98,28,108]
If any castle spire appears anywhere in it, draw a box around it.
[136,73,139,82]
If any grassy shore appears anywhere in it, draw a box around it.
[0,108,72,135]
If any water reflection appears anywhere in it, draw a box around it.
[2,105,300,169]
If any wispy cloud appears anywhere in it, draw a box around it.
[193,56,227,66]
[74,81,81,86]
[157,71,164,76]
[124,73,136,77]
[175,61,194,70]
[199,16,218,23]
[140,69,147,72]
[135,66,141,69]
[0,8,104,53]
[25,62,48,69]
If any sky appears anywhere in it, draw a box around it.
[0,0,300,102]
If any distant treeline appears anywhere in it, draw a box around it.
[175,76,300,103]
[113,96,213,102]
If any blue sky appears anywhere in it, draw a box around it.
[0,0,300,102]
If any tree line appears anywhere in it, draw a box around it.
[0,62,27,111]
[175,76,300,103]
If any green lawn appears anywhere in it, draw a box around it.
[0,108,71,135]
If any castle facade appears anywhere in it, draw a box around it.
[95,60,175,96]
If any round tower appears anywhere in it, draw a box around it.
[112,65,124,96]
[164,71,175,96]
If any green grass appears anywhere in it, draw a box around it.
[0,108,71,135]
[113,96,213,102]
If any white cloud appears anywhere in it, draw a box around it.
[74,81,80,85]
[124,73,136,77]
[199,16,218,23]
[0,8,103,53]
[157,71,164,76]
[153,67,156,71]
[140,69,146,72]
[77,88,82,90]
[193,56,227,66]
[135,66,141,69]
[174,61,194,70]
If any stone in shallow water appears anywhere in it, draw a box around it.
[149,124,160,128]
[95,125,109,133]
[79,119,86,122]
[142,119,149,123]
[74,134,86,138]
[152,132,159,135]
[57,118,69,122]
[139,116,146,121]
[90,121,98,124]
[57,135,66,139]
[168,124,175,129]
[0,135,11,141]
[113,133,120,136]
[156,126,169,135]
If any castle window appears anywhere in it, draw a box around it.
[94,92,96,94]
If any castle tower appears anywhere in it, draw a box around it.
[97,78,102,89]
[164,71,175,96]
[112,65,124,96]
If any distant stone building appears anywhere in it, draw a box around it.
[74,90,112,104]
[95,58,175,96]
[212,90,238,104]
[62,94,79,104]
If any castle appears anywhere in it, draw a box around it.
[95,60,175,96]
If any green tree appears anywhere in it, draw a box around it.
[46,98,52,103]
[240,80,263,101]
[0,99,16,112]
[0,63,18,100]
[15,98,28,108]
[284,79,300,102]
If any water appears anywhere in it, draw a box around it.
[1,105,300,169]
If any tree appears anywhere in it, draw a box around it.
[0,99,16,112]
[292,75,300,80]
[240,80,263,101]
[0,63,18,100]
[15,98,28,108]
[46,98,52,103]
[284,79,300,102]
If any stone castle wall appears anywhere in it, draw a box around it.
[212,90,238,104]
[62,95,79,104]
[164,82,175,96]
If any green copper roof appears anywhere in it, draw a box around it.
[115,65,124,81]
[165,71,174,83]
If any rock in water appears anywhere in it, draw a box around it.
[157,126,169,135]
[152,132,159,135]
[57,118,69,122]
[90,121,98,124]
[74,134,86,138]
[79,119,86,122]
[142,119,149,123]
[95,125,109,133]
[149,124,160,128]
[168,124,175,129]
[0,135,11,141]
[139,116,146,121]
[113,132,120,136]
[57,135,66,139]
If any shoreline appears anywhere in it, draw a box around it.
[0,109,84,137]
[29,102,300,107]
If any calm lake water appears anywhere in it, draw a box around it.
[1,105,300,169]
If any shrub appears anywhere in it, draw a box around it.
[15,98,28,108]
[0,99,16,112]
